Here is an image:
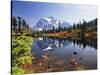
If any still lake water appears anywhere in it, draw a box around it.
[32,37,97,70]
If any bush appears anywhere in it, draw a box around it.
[12,36,33,75]
[12,66,24,75]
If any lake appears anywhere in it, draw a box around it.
[31,37,97,70]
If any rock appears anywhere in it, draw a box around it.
[80,57,83,60]
[73,52,77,55]
[42,55,48,59]
[70,59,76,62]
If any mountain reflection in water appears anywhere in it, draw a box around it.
[32,37,97,70]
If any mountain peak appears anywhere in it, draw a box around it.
[33,17,71,31]
[43,17,52,22]
[48,16,54,19]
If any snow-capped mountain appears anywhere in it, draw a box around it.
[33,17,70,31]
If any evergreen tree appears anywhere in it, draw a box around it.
[58,21,61,32]
[12,16,17,30]
[22,19,27,28]
[73,23,76,29]
[18,16,22,32]
[52,26,55,32]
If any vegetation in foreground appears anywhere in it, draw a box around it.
[12,36,33,75]
[12,36,87,75]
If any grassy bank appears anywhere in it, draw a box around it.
[42,27,97,39]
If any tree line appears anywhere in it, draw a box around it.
[72,18,97,30]
[41,18,97,33]
[12,16,29,33]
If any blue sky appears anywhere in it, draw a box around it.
[12,1,97,27]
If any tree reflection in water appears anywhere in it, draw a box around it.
[41,36,97,50]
